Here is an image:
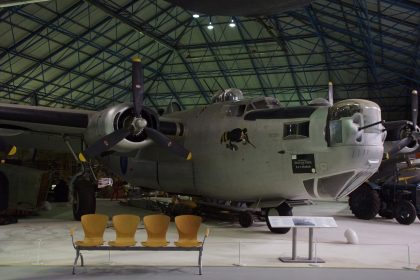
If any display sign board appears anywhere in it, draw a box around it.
[292,154,315,173]
[268,216,337,228]
[97,177,113,189]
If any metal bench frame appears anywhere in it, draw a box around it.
[70,234,208,275]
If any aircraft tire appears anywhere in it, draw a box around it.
[265,203,292,234]
[0,171,9,212]
[72,183,96,221]
[238,211,253,228]
[379,209,393,219]
[394,200,417,225]
[349,184,380,220]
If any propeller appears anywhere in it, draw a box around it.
[328,81,333,106]
[78,128,131,162]
[411,89,418,128]
[79,57,192,162]
[387,136,415,156]
[387,90,419,156]
[145,127,191,160]
[132,57,143,118]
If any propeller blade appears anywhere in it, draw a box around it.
[0,138,16,157]
[412,131,420,139]
[145,127,192,160]
[328,81,333,106]
[388,137,413,156]
[412,90,418,128]
[132,57,144,118]
[79,128,131,162]
[7,145,16,156]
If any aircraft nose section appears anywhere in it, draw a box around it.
[305,145,383,200]
[328,99,385,147]
[309,99,385,199]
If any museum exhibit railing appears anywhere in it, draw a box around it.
[0,238,418,269]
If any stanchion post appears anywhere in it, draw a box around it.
[309,228,313,260]
[292,228,297,260]
[238,241,241,266]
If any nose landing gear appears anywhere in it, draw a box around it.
[264,203,293,234]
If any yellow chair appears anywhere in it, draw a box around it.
[141,214,170,247]
[108,214,140,247]
[75,214,109,247]
[174,215,202,247]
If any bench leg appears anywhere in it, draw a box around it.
[198,249,203,275]
[73,249,80,275]
[80,253,84,267]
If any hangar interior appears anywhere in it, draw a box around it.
[0,0,420,279]
[0,0,418,120]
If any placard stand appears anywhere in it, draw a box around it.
[268,216,337,263]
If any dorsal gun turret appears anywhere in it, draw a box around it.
[211,88,245,103]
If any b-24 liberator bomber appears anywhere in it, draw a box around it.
[0,58,386,233]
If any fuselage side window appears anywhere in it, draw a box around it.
[245,104,254,112]
[225,104,247,117]
[283,121,310,139]
[237,104,246,116]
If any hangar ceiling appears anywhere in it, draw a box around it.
[0,0,418,120]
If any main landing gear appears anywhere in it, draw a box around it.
[198,200,293,234]
[72,173,96,221]
[349,182,420,225]
[238,211,254,228]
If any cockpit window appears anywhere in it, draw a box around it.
[283,121,310,139]
[253,100,269,109]
[266,98,281,108]
[329,103,361,121]
[245,98,282,112]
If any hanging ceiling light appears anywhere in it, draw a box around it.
[229,18,236,28]
[192,13,200,18]
[207,17,214,30]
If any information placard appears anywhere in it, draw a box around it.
[292,154,315,173]
[268,216,337,228]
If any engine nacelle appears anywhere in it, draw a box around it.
[84,103,159,153]
[384,121,419,154]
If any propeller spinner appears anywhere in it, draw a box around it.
[79,57,192,162]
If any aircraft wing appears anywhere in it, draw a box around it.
[0,59,191,160]
[0,103,95,152]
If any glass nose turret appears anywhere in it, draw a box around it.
[327,99,385,147]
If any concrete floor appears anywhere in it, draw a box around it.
[0,199,419,279]
[1,266,419,280]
